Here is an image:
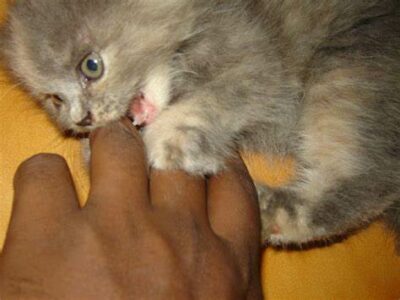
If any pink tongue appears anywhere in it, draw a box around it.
[130,94,158,126]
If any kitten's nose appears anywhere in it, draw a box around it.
[76,111,93,127]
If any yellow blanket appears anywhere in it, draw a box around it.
[1,2,399,299]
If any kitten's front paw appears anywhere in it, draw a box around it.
[143,115,226,175]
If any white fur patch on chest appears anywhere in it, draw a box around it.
[143,64,172,111]
[131,64,172,126]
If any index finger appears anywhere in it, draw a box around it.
[87,119,150,216]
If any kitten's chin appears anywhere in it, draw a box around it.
[64,129,91,139]
[63,122,102,137]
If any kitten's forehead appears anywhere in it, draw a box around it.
[8,0,198,63]
[11,0,196,26]
[4,0,198,91]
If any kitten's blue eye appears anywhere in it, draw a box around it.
[87,59,98,72]
[80,52,104,80]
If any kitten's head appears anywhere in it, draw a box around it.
[1,0,199,133]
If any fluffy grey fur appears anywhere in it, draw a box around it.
[1,0,400,251]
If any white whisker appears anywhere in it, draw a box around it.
[0,82,23,103]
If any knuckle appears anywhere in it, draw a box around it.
[146,232,172,250]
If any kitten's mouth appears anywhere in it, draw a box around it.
[67,91,158,136]
[127,91,158,127]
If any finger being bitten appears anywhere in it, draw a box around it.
[88,119,149,214]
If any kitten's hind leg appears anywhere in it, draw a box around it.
[260,14,400,247]
[260,65,400,246]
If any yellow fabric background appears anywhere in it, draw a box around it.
[0,2,399,298]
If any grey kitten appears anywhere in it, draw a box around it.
[1,0,400,251]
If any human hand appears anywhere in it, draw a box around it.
[0,119,262,299]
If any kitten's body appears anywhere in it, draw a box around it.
[1,0,400,250]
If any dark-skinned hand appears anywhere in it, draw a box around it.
[0,119,262,299]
